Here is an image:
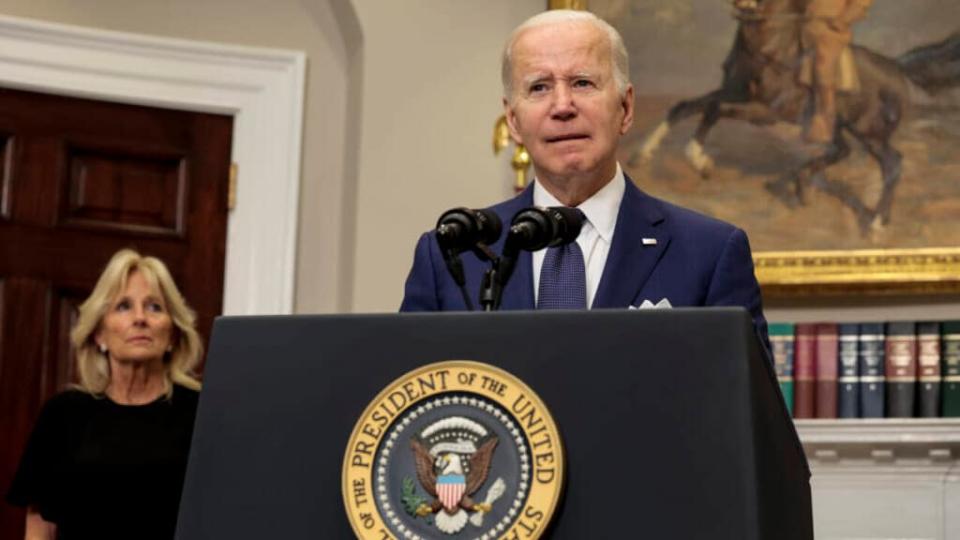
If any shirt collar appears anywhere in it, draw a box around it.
[532,164,625,244]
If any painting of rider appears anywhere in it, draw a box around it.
[589,0,960,262]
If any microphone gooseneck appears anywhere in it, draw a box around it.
[434,208,503,311]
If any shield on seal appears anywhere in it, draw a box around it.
[436,474,466,511]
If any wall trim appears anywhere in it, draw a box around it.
[0,14,306,315]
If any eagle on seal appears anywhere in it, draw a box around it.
[410,435,499,533]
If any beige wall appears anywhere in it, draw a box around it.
[766,295,960,325]
[348,1,540,312]
[0,0,955,321]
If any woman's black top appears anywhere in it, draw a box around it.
[6,384,199,539]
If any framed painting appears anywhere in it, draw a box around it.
[549,0,960,295]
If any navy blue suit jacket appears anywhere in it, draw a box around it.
[400,178,770,350]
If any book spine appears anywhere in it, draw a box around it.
[885,321,917,418]
[943,321,960,417]
[837,323,860,418]
[917,322,941,417]
[769,323,796,416]
[815,323,839,418]
[794,323,817,419]
[859,323,885,418]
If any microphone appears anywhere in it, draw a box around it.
[434,208,503,311]
[435,208,503,254]
[493,206,585,309]
[506,206,584,252]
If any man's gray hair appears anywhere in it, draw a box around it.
[501,10,630,101]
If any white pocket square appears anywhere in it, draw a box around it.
[629,298,673,309]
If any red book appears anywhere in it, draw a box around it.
[886,322,917,418]
[793,324,817,419]
[917,322,941,417]
[815,323,839,418]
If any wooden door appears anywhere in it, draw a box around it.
[0,87,232,538]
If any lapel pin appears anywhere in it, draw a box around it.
[642,238,657,246]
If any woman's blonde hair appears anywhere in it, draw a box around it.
[70,249,202,397]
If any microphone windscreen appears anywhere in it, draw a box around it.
[543,206,584,247]
[435,207,503,253]
[473,208,503,245]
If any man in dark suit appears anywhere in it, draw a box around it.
[400,10,769,348]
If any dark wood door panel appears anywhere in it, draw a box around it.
[64,147,187,234]
[0,226,189,280]
[0,279,51,513]
[0,88,204,145]
[8,136,63,226]
[0,87,232,539]
[0,135,11,220]
[44,287,86,397]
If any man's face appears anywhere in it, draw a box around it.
[504,22,634,187]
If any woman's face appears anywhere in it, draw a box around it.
[95,270,174,364]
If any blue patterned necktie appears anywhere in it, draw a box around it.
[537,236,587,310]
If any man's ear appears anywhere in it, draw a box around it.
[503,97,524,145]
[619,84,635,135]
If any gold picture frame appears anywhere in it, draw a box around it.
[544,0,960,297]
[549,0,587,9]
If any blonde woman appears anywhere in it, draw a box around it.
[7,249,203,540]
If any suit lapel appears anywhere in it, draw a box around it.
[492,186,535,310]
[592,178,671,309]
[499,250,534,310]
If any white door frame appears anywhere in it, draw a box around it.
[0,14,306,315]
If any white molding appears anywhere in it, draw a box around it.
[796,418,960,445]
[795,419,960,539]
[0,14,306,315]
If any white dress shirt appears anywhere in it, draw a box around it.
[532,165,626,308]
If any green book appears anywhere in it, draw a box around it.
[943,321,960,417]
[770,323,796,416]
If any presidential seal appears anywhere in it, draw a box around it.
[342,361,564,540]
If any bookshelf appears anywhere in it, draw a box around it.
[763,278,960,538]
